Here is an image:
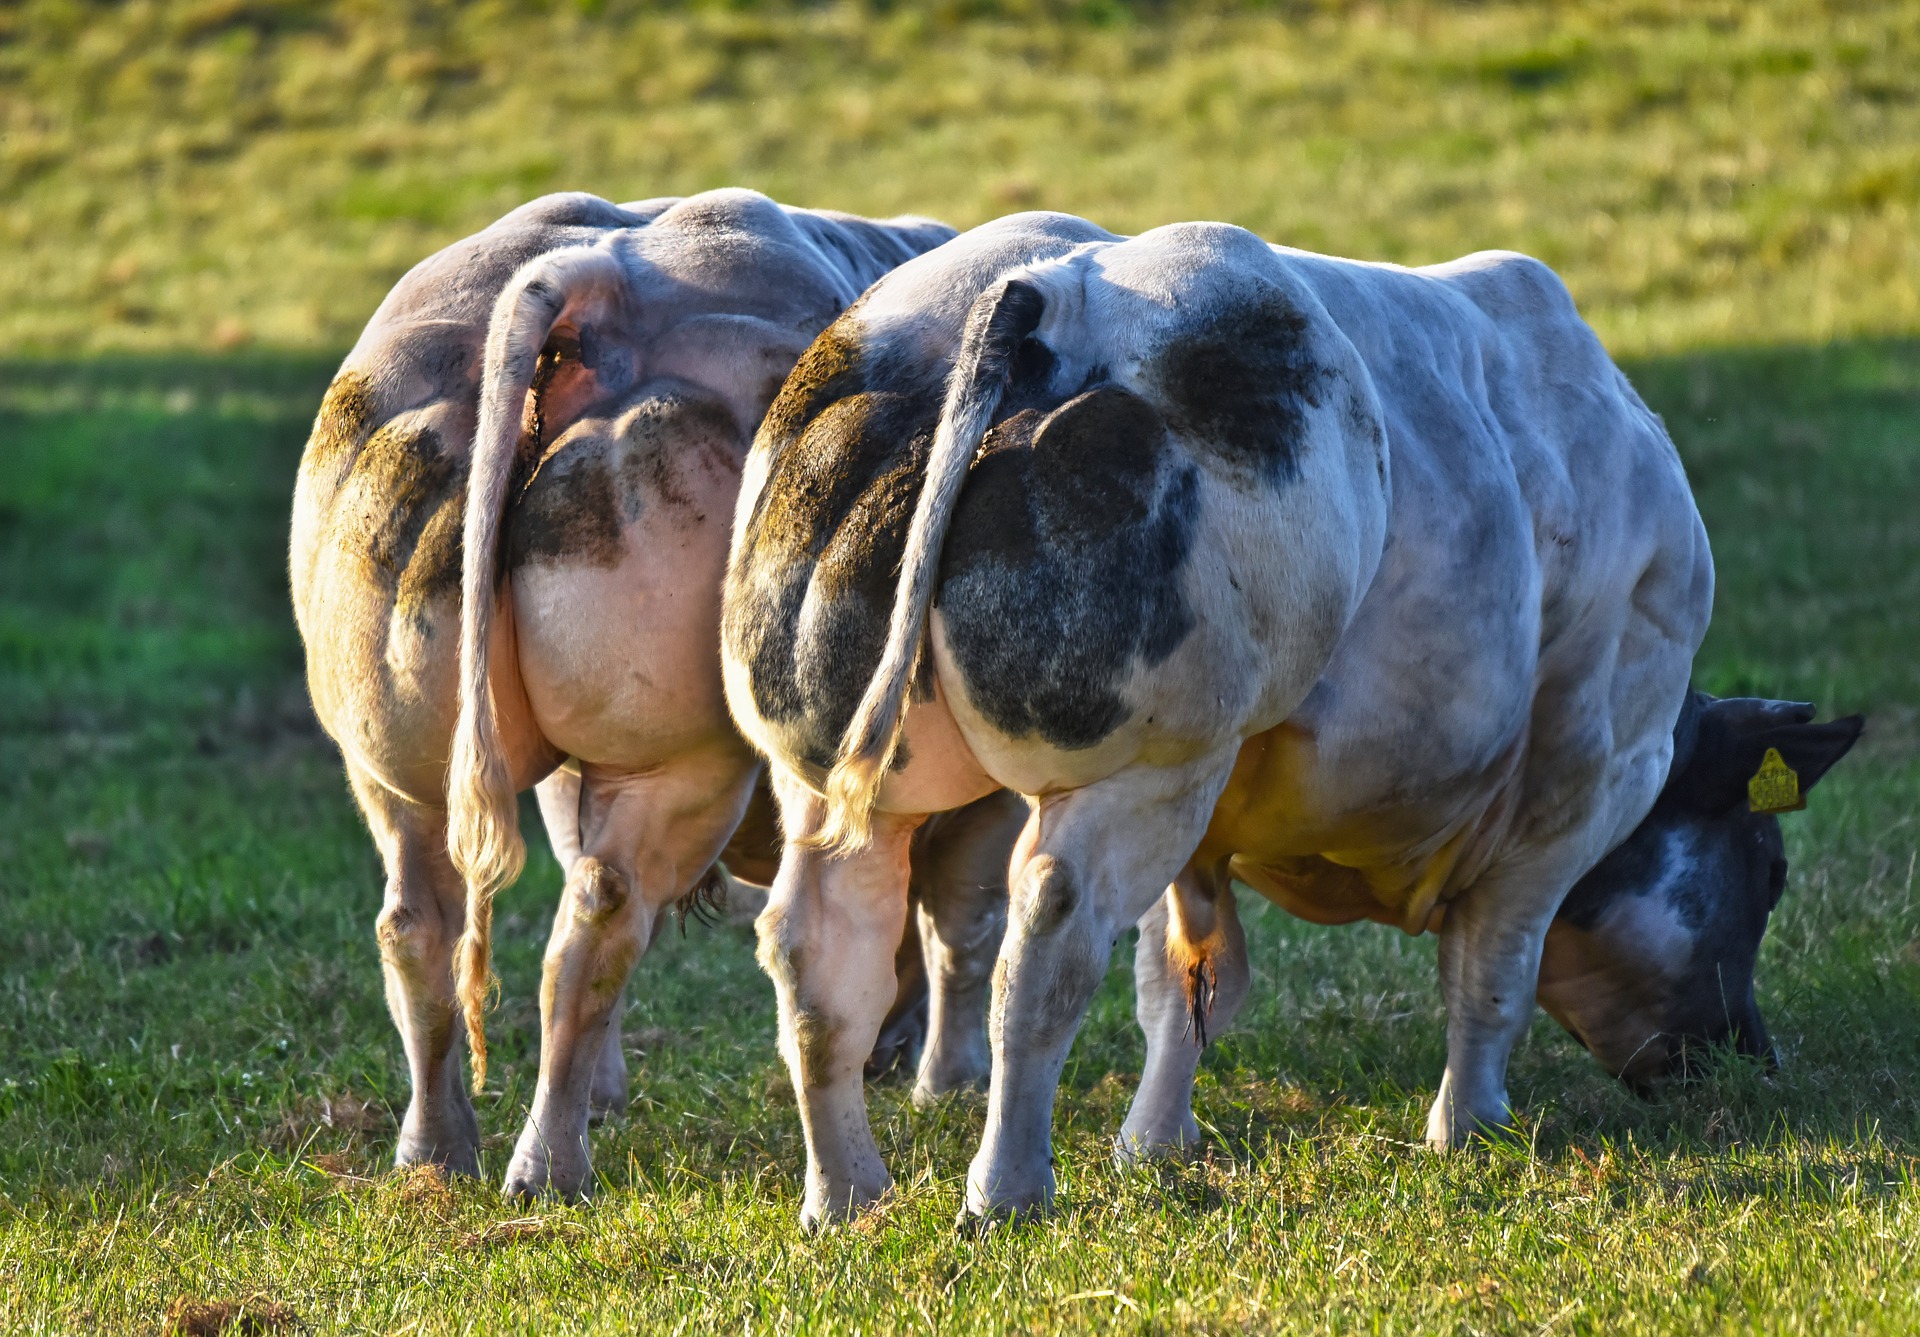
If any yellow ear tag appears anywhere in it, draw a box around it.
[1747,747,1805,814]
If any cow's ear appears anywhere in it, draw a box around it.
[1766,714,1866,792]
[1669,700,1864,814]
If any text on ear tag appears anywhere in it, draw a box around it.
[1748,747,1806,814]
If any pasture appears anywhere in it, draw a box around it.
[3,2,1919,1332]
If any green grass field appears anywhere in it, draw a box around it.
[4,2,1920,1333]
[4,0,1918,357]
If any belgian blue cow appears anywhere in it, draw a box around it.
[721,211,1860,1226]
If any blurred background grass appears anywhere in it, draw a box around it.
[3,0,1918,356]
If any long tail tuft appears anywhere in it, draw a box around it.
[446,244,628,1092]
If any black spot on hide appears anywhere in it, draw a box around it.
[725,290,1194,769]
[1154,286,1333,489]
[937,385,1197,749]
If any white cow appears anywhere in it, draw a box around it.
[293,189,1030,1202]
[720,212,1856,1227]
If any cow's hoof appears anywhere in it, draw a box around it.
[962,1167,1054,1225]
[912,1050,990,1108]
[798,1175,891,1233]
[863,1034,924,1085]
[911,1068,988,1110]
[956,1196,1049,1231]
[1423,1102,1519,1151]
[501,1132,592,1202]
[1112,1118,1201,1168]
[502,1166,592,1203]
[587,1078,628,1125]
[393,1139,479,1180]
[395,1108,480,1178]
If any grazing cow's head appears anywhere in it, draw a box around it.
[1537,692,1863,1090]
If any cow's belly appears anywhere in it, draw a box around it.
[1202,709,1529,934]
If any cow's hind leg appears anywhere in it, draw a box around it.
[1116,859,1249,1162]
[533,766,628,1122]
[911,791,1021,1105]
[865,910,930,1082]
[966,754,1235,1224]
[503,753,753,1200]
[758,770,920,1230]
[350,766,480,1176]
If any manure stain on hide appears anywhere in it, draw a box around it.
[302,371,379,475]
[1017,856,1081,936]
[569,857,630,922]
[1156,289,1333,488]
[507,452,624,571]
[505,390,742,573]
[792,1008,842,1089]
[741,324,890,564]
[299,370,468,617]
[725,312,947,770]
[326,417,467,618]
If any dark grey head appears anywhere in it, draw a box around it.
[1537,691,1863,1089]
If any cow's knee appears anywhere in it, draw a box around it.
[564,856,629,924]
[755,897,801,991]
[376,898,445,982]
[1013,855,1080,935]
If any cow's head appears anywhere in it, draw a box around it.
[1537,692,1863,1090]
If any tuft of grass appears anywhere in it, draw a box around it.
[1,341,1916,1330]
[2,0,1919,356]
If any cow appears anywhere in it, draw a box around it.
[291,187,1021,1202]
[720,210,1861,1227]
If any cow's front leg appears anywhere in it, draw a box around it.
[504,756,752,1200]
[1425,855,1577,1149]
[348,766,481,1176]
[1116,859,1248,1162]
[966,755,1234,1224]
[911,791,1021,1104]
[759,771,920,1230]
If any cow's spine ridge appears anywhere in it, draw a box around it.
[447,243,627,1091]
[813,275,1048,852]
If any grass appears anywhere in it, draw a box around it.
[1,0,1919,357]
[3,1,1920,1331]
[0,343,1916,1331]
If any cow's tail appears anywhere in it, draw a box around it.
[447,244,627,1091]
[812,276,1048,853]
